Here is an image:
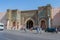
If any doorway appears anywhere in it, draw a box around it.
[41,20,46,30]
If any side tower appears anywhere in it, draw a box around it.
[38,4,52,30]
[6,9,21,30]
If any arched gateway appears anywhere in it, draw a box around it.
[26,20,33,29]
[41,20,46,30]
[39,19,47,30]
[6,4,52,30]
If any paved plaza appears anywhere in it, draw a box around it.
[0,30,60,40]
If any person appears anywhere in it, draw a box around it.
[23,26,27,32]
[56,27,58,33]
[39,27,42,34]
[36,27,40,33]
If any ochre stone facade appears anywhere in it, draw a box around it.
[6,4,52,30]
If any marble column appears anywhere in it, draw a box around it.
[48,17,51,28]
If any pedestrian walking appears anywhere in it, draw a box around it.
[36,27,40,33]
[56,27,58,33]
[39,27,42,34]
[23,26,27,32]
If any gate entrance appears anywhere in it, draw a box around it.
[26,20,33,29]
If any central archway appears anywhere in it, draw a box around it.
[26,20,33,29]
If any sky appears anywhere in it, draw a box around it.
[0,0,60,12]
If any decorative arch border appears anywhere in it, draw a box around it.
[39,18,47,28]
[25,18,35,28]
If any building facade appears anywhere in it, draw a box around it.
[6,4,52,30]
